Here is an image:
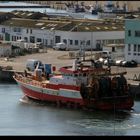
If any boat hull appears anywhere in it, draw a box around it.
[14,77,134,110]
[20,84,84,105]
[84,97,134,110]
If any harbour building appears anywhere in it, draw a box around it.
[125,18,140,63]
[0,10,125,51]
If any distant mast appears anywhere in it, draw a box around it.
[126,1,131,12]
[123,2,128,12]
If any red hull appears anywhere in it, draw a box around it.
[20,84,134,110]
[20,85,84,106]
[14,73,134,111]
[85,97,134,110]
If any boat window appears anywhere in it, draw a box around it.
[83,73,86,77]
[74,74,78,77]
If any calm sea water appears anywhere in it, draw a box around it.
[0,83,140,136]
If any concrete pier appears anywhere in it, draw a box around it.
[0,69,15,83]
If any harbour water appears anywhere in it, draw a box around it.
[0,83,140,136]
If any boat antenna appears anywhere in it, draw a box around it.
[107,56,111,73]
[90,32,93,60]
[83,40,85,61]
[79,40,85,61]
[113,71,116,136]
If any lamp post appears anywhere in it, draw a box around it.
[50,27,55,47]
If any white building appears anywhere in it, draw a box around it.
[0,17,125,51]
[57,30,124,50]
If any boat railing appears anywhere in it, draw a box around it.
[14,73,43,87]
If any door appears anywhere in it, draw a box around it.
[5,33,10,41]
[55,36,61,43]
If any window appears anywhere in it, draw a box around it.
[80,40,86,45]
[55,36,61,43]
[12,36,14,41]
[26,29,28,33]
[30,36,35,43]
[70,40,73,45]
[134,44,137,52]
[138,45,140,52]
[12,36,16,41]
[118,39,124,44]
[13,28,21,32]
[86,40,90,46]
[135,31,140,37]
[63,39,67,44]
[128,44,131,51]
[50,40,53,45]
[107,40,114,44]
[45,39,48,45]
[37,38,42,43]
[30,29,32,34]
[128,30,131,36]
[24,37,28,42]
[2,28,5,33]
[112,47,115,52]
[75,40,78,45]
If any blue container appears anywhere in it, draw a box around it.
[44,64,52,74]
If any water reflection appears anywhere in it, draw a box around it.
[0,84,140,135]
[19,96,133,135]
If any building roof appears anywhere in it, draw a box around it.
[1,18,71,30]
[11,10,47,19]
[0,11,18,23]
[1,11,124,32]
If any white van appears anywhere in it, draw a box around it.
[101,51,111,58]
[26,59,44,72]
[53,42,66,50]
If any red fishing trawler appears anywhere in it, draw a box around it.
[13,58,134,110]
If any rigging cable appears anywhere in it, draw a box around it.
[113,92,116,135]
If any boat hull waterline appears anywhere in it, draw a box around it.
[15,77,134,110]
